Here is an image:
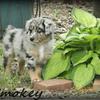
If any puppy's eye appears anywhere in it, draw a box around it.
[28,26,34,34]
[37,28,43,33]
[26,29,32,35]
[29,29,32,34]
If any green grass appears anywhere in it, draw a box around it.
[0,68,31,90]
[0,71,19,90]
[0,45,31,90]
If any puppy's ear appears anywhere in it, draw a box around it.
[25,18,33,30]
[6,25,15,31]
[43,18,56,35]
[35,17,45,30]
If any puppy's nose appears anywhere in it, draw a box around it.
[30,37,34,41]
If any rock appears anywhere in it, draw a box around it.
[93,79,100,91]
[33,79,73,91]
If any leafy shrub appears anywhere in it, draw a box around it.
[43,8,100,89]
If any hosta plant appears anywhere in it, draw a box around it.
[43,8,100,89]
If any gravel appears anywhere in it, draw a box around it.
[40,1,94,31]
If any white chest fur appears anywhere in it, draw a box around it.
[38,39,55,63]
[24,38,55,64]
[39,46,44,61]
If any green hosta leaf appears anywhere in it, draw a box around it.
[97,18,100,28]
[80,34,100,41]
[70,24,91,34]
[65,39,90,48]
[74,64,95,89]
[60,67,77,80]
[55,41,65,49]
[63,48,79,54]
[43,51,71,80]
[72,8,97,28]
[64,34,90,48]
[71,50,93,66]
[79,34,100,50]
[95,40,100,54]
[69,24,81,34]
[91,53,100,75]
[65,35,79,43]
[71,50,86,66]
[90,27,100,34]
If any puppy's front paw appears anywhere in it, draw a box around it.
[31,76,42,83]
[28,68,42,84]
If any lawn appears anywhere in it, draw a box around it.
[0,43,31,90]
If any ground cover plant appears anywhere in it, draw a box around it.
[43,8,100,89]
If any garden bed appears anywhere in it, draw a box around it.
[0,1,100,99]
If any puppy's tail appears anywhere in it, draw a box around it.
[6,25,15,31]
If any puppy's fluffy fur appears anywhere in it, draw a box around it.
[3,17,56,81]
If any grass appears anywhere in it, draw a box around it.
[0,68,31,90]
[0,44,31,90]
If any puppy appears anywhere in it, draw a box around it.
[3,17,56,82]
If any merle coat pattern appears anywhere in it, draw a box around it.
[3,17,56,82]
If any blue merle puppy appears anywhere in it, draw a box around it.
[3,17,56,82]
